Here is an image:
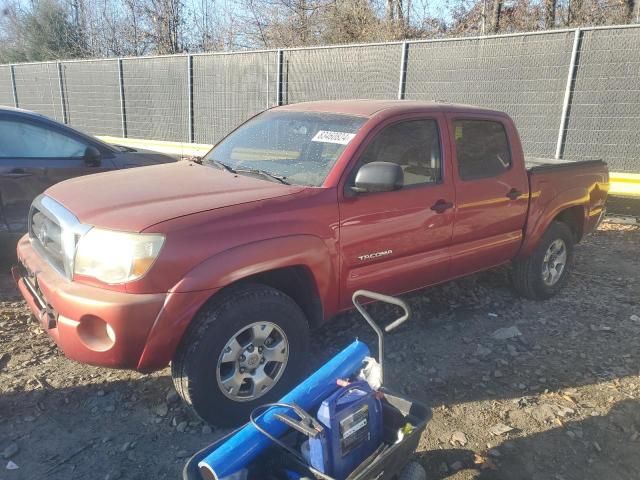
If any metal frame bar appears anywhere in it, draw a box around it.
[276,49,284,106]
[187,54,194,143]
[397,41,409,100]
[57,62,68,124]
[9,65,18,108]
[117,58,127,138]
[555,28,582,160]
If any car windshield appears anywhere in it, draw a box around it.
[204,111,367,186]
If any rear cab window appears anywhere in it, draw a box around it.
[454,120,511,180]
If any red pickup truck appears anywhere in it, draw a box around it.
[13,100,608,425]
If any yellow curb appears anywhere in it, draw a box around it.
[98,136,212,157]
[609,173,640,196]
[98,136,640,197]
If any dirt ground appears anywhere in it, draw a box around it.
[1,221,639,480]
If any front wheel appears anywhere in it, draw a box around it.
[171,284,310,426]
[512,221,575,300]
[399,462,427,480]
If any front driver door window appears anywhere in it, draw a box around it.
[358,119,442,186]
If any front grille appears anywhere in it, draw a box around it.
[30,207,66,274]
[28,195,91,279]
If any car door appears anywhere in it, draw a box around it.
[0,115,112,233]
[447,114,529,278]
[338,114,455,307]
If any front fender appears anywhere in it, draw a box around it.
[136,235,337,371]
[172,234,337,307]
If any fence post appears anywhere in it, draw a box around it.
[187,54,194,143]
[117,58,127,138]
[397,41,409,100]
[276,49,284,106]
[9,65,18,108]
[555,28,582,159]
[57,62,68,124]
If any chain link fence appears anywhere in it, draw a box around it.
[405,32,575,158]
[1,25,639,173]
[562,28,640,172]
[0,66,13,106]
[12,62,64,122]
[193,51,278,144]
[283,44,403,103]
[61,59,122,137]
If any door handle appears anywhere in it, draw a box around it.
[506,188,522,200]
[1,168,33,178]
[430,199,454,214]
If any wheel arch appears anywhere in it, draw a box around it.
[518,187,588,259]
[228,265,324,328]
[554,205,586,243]
[136,235,335,372]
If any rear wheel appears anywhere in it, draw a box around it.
[512,221,574,300]
[171,284,310,426]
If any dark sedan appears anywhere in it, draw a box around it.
[0,107,176,240]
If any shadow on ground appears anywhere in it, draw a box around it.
[418,399,640,480]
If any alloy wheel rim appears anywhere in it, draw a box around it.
[216,322,289,402]
[542,238,567,286]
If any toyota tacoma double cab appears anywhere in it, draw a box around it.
[13,100,609,426]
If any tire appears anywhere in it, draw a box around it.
[399,462,427,480]
[171,283,310,426]
[512,221,575,300]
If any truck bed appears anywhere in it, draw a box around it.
[525,157,606,173]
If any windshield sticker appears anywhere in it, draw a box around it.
[312,130,356,145]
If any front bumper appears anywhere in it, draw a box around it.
[14,235,167,369]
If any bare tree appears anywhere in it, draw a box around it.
[143,0,185,53]
[490,0,502,32]
[625,0,636,22]
[544,0,555,28]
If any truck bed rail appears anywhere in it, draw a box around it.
[525,157,606,173]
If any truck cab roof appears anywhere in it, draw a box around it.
[278,99,508,118]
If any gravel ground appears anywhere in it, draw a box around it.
[1,222,639,480]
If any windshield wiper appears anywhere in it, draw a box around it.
[209,159,236,173]
[235,168,290,185]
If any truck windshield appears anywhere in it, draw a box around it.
[204,111,366,186]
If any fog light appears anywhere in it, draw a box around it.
[77,315,116,352]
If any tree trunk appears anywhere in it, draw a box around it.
[386,0,394,21]
[544,0,556,29]
[626,0,636,22]
[568,0,583,26]
[491,0,503,33]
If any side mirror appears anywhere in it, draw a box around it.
[84,146,102,167]
[352,162,404,194]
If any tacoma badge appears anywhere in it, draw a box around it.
[358,250,393,261]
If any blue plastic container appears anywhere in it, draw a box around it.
[309,381,383,480]
[198,340,370,480]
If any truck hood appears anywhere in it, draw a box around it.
[45,161,304,232]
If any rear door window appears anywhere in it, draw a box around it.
[454,120,511,180]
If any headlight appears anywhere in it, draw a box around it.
[74,228,165,284]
